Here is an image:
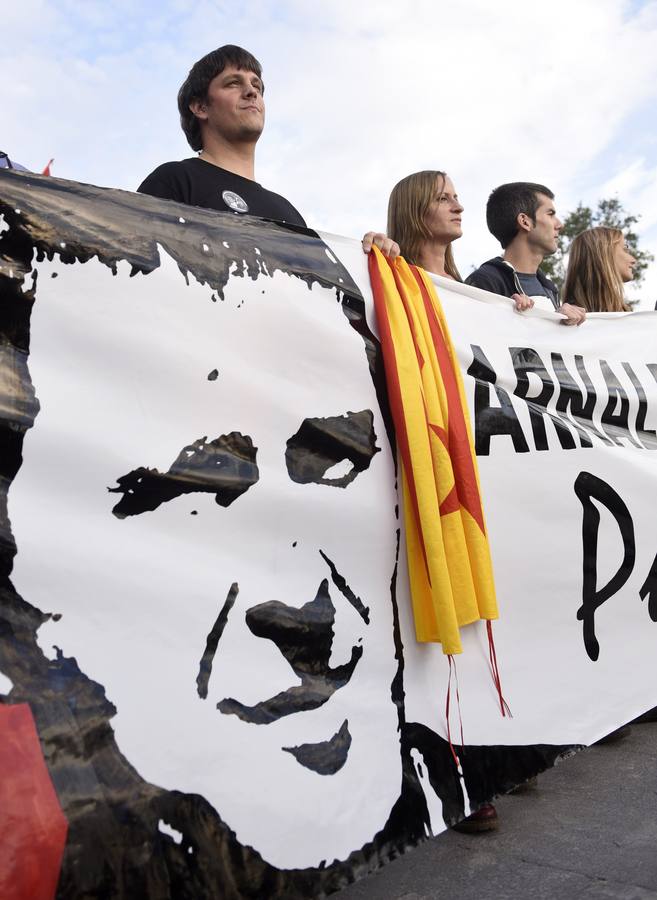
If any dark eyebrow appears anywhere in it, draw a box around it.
[222,71,262,87]
[285,410,379,489]
[108,432,259,518]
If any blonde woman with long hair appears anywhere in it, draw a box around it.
[387,170,505,835]
[387,170,463,280]
[563,227,636,312]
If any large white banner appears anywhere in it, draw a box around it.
[0,171,655,898]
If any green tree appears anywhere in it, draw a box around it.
[540,197,654,293]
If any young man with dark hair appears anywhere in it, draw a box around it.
[139,45,305,226]
[466,182,585,326]
[138,45,398,257]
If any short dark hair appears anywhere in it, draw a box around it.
[177,45,264,152]
[486,182,555,249]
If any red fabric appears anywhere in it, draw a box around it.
[486,621,512,718]
[445,655,464,768]
[42,159,54,176]
[0,704,67,900]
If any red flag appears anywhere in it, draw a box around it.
[0,704,68,900]
[42,159,54,176]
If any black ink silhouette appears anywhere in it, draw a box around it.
[196,584,238,699]
[109,433,258,517]
[319,550,369,624]
[283,719,352,775]
[285,410,379,487]
[217,579,362,724]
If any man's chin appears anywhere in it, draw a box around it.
[238,121,264,142]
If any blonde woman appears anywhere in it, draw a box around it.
[563,227,636,312]
[387,170,463,280]
[387,171,504,834]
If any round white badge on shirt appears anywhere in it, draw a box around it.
[222,191,249,213]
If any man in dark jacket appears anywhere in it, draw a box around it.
[466,182,585,325]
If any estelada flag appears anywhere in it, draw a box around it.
[368,248,498,656]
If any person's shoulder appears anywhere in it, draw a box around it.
[137,159,197,197]
[465,257,510,290]
[141,159,193,179]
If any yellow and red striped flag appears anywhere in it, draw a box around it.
[368,248,498,656]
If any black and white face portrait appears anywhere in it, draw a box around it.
[8,176,633,900]
[9,245,404,868]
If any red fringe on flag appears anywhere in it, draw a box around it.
[445,654,465,768]
[487,620,512,717]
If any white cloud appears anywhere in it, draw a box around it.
[600,159,657,233]
[3,0,657,301]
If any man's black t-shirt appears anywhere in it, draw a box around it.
[138,158,306,228]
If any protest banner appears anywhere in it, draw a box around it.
[0,170,654,898]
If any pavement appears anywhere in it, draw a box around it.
[338,721,657,900]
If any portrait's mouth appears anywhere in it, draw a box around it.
[200,551,369,729]
[282,719,352,775]
[215,574,364,725]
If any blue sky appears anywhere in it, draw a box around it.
[4,0,657,305]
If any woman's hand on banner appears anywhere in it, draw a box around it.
[362,232,400,259]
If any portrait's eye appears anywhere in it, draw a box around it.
[109,432,259,518]
[285,410,379,488]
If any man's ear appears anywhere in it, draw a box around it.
[189,98,208,122]
[516,212,533,234]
